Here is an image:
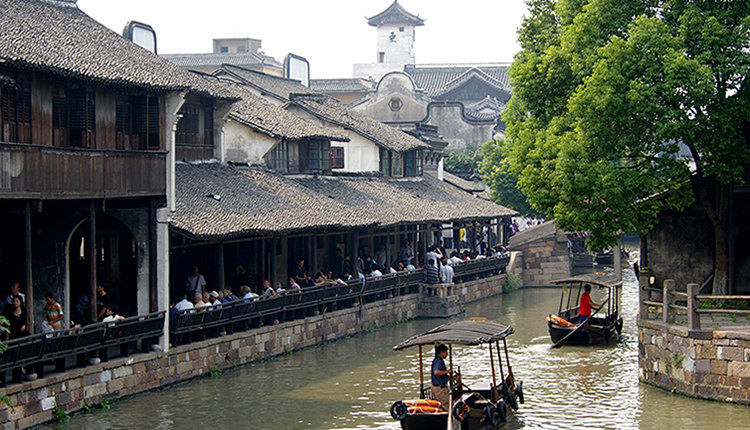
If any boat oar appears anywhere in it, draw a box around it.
[550,298,610,349]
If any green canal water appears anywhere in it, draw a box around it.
[42,265,750,430]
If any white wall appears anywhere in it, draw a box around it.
[377,24,416,63]
[223,120,278,165]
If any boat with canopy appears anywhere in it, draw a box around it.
[547,273,623,347]
[389,319,524,429]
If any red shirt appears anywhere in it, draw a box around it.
[579,291,593,317]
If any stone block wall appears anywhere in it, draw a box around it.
[0,295,418,430]
[1,275,510,429]
[639,319,750,404]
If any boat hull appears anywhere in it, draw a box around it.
[548,317,622,345]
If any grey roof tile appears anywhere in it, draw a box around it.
[367,1,425,27]
[288,93,429,153]
[219,64,315,101]
[208,78,348,142]
[310,78,376,93]
[161,52,283,70]
[172,163,516,240]
[0,0,225,97]
[404,64,511,98]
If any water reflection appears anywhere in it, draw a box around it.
[44,266,750,430]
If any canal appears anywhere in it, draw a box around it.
[43,265,750,430]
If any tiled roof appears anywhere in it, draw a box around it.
[367,1,425,27]
[171,163,516,240]
[219,64,315,101]
[288,94,429,153]
[310,78,376,94]
[464,96,505,122]
[161,52,283,70]
[0,0,222,96]
[216,78,348,142]
[404,64,511,98]
[441,171,485,193]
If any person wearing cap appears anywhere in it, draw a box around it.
[208,291,221,306]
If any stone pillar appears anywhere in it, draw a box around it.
[687,282,701,330]
[638,267,650,319]
[663,279,675,324]
[156,207,171,353]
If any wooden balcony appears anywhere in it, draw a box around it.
[0,143,166,199]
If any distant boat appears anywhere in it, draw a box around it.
[594,248,630,266]
[546,273,623,346]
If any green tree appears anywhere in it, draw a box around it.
[505,0,750,295]
[478,139,542,217]
[443,147,479,175]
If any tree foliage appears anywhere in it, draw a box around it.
[505,0,750,291]
[443,148,479,175]
[478,139,543,217]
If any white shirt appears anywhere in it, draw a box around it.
[440,265,455,284]
[174,299,193,311]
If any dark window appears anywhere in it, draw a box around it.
[404,150,422,176]
[176,104,200,144]
[1,75,32,143]
[399,27,405,32]
[331,146,344,169]
[391,151,403,176]
[176,99,214,147]
[271,140,289,172]
[220,46,229,53]
[380,148,391,176]
[52,84,95,148]
[378,52,385,63]
[116,95,160,150]
[309,141,330,171]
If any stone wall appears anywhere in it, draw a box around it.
[638,319,750,404]
[1,276,506,429]
[508,222,570,287]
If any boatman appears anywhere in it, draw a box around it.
[578,284,602,325]
[431,344,452,407]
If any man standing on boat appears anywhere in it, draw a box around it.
[578,284,601,324]
[431,344,452,407]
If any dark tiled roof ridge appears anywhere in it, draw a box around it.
[288,93,429,152]
[366,0,425,27]
[0,0,230,98]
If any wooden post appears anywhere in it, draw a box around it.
[613,244,622,282]
[638,267,650,318]
[217,241,226,293]
[24,201,34,334]
[687,283,701,330]
[662,279,675,324]
[89,203,98,324]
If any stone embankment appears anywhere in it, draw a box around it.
[1,273,509,429]
[639,319,750,404]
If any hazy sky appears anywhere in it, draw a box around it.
[76,0,528,79]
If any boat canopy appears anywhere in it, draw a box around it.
[551,273,622,289]
[393,320,514,351]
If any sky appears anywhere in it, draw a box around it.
[76,0,529,79]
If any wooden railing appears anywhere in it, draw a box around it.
[0,258,511,383]
[0,143,166,198]
[0,311,165,385]
[641,279,750,330]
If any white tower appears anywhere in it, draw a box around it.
[367,1,424,64]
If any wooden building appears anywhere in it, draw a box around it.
[0,0,229,338]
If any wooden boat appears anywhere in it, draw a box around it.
[389,319,524,430]
[547,273,623,346]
